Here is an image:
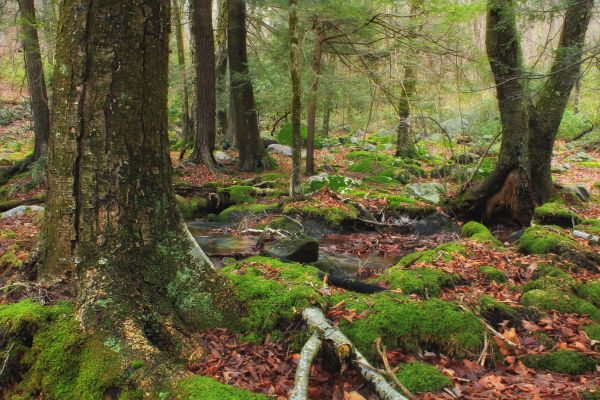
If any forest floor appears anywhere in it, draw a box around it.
[1,82,600,399]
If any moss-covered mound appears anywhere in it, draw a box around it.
[478,266,507,283]
[520,289,600,320]
[0,300,130,399]
[385,195,436,217]
[174,376,267,400]
[577,281,600,307]
[334,292,483,361]
[462,221,503,247]
[576,218,600,235]
[396,242,466,267]
[517,226,577,255]
[218,185,258,204]
[394,362,452,393]
[283,200,358,228]
[533,202,581,228]
[218,203,279,222]
[372,267,458,297]
[522,350,598,375]
[176,195,208,219]
[222,257,325,342]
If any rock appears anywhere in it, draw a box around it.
[403,182,445,204]
[349,136,361,144]
[214,150,234,164]
[410,213,459,235]
[568,152,597,163]
[262,236,319,263]
[510,229,525,242]
[552,164,570,173]
[1,205,44,219]
[564,185,590,202]
[262,137,278,148]
[267,143,306,157]
[363,142,377,151]
[451,152,478,165]
[310,258,345,276]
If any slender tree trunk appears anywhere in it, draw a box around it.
[305,17,323,176]
[44,0,238,341]
[573,75,581,115]
[289,0,302,199]
[190,0,218,169]
[215,0,228,138]
[322,93,332,137]
[172,0,192,160]
[228,0,263,170]
[18,0,49,162]
[528,0,593,202]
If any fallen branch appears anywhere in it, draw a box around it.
[302,307,408,400]
[375,338,416,400]
[289,332,323,400]
[0,195,45,212]
[458,304,521,349]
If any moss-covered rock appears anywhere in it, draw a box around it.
[305,173,360,193]
[522,350,598,375]
[372,267,458,297]
[176,195,207,219]
[394,362,452,393]
[218,185,256,204]
[222,257,325,342]
[478,266,507,283]
[396,242,467,267]
[520,289,600,320]
[385,195,436,217]
[577,281,600,307]
[523,274,576,293]
[174,376,268,400]
[283,201,358,228]
[218,203,279,222]
[533,202,581,228]
[335,292,483,361]
[517,226,577,255]
[462,221,503,247]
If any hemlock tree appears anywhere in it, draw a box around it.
[190,0,219,169]
[454,0,593,224]
[44,0,239,349]
[289,0,302,199]
[304,16,324,176]
[228,0,264,170]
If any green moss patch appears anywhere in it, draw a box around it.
[174,376,267,400]
[520,289,600,320]
[176,195,208,219]
[335,292,483,361]
[478,266,506,283]
[584,323,600,342]
[578,161,600,169]
[517,226,577,255]
[222,257,325,341]
[462,221,503,247]
[218,185,257,204]
[396,242,467,267]
[522,350,598,375]
[395,362,452,393]
[385,195,435,217]
[218,203,279,222]
[305,174,360,193]
[577,281,600,307]
[372,267,458,297]
[283,201,358,228]
[576,218,600,235]
[534,202,581,228]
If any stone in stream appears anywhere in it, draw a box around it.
[410,213,459,235]
[262,235,319,263]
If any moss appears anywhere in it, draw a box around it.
[176,195,207,219]
[478,295,519,319]
[283,201,358,227]
[533,264,572,280]
[372,267,458,297]
[478,266,506,283]
[385,195,435,217]
[305,174,359,193]
[335,292,483,360]
[520,289,600,320]
[578,161,600,168]
[219,185,256,204]
[396,242,466,267]
[523,274,576,293]
[577,281,600,307]
[174,376,268,399]
[584,323,600,341]
[0,248,23,270]
[582,389,600,400]
[395,362,452,394]
[218,203,279,222]
[517,226,576,255]
[0,228,16,239]
[222,257,325,340]
[0,299,72,336]
[461,221,502,246]
[533,202,581,227]
[346,151,393,162]
[576,218,600,235]
[522,350,598,375]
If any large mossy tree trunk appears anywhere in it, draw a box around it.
[18,0,50,162]
[305,17,324,176]
[453,0,592,225]
[289,0,302,199]
[228,0,264,171]
[189,0,219,169]
[43,0,239,348]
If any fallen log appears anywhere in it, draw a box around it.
[289,332,322,400]
[0,195,45,212]
[319,272,386,294]
[301,307,408,400]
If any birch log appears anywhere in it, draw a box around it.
[289,332,323,400]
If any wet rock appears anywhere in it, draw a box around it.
[262,236,319,263]
[410,213,459,235]
[1,205,44,219]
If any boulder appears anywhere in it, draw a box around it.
[451,152,478,165]
[262,235,319,263]
[1,205,44,219]
[403,182,445,204]
[267,143,306,157]
[262,137,278,148]
[363,142,377,151]
[214,150,235,164]
[564,185,590,202]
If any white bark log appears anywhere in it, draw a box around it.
[289,332,322,400]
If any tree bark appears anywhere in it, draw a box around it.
[289,0,302,199]
[321,93,332,137]
[228,0,264,170]
[305,17,323,176]
[215,0,229,138]
[172,0,192,160]
[44,0,239,342]
[18,0,49,162]
[189,0,219,169]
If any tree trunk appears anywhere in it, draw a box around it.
[18,0,49,162]
[172,0,192,160]
[322,93,332,137]
[228,0,264,171]
[289,0,302,199]
[189,0,219,169]
[305,17,323,176]
[215,0,229,138]
[528,0,593,203]
[44,0,238,343]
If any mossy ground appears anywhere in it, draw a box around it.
[517,226,576,255]
[396,242,466,267]
[520,289,600,320]
[478,265,507,283]
[522,350,598,375]
[462,221,503,247]
[372,266,458,296]
[283,201,358,228]
[394,362,452,393]
[577,281,600,307]
[174,376,268,400]
[176,195,207,219]
[533,202,581,227]
[576,218,600,235]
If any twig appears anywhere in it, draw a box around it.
[375,338,416,400]
[458,305,521,348]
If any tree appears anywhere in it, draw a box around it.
[190,0,219,169]
[18,0,49,162]
[454,0,593,224]
[289,0,302,198]
[228,0,264,171]
[172,0,193,160]
[43,0,238,344]
[215,0,229,138]
[304,17,324,176]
